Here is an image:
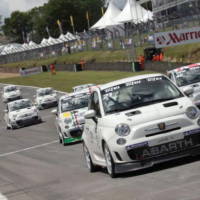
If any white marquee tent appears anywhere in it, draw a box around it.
[90,0,121,29]
[114,0,153,24]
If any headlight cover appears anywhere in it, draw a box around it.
[115,123,130,137]
[186,106,199,119]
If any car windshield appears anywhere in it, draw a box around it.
[38,89,53,96]
[174,66,200,87]
[5,86,17,92]
[61,93,89,112]
[9,100,32,111]
[101,76,183,114]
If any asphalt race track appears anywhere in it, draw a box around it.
[0,84,200,200]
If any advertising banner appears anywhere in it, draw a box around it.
[154,27,200,48]
[19,67,43,76]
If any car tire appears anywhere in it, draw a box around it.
[103,143,116,178]
[83,142,97,173]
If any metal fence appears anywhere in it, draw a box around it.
[0,13,200,65]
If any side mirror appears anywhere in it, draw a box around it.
[183,87,194,96]
[51,109,58,115]
[85,110,96,119]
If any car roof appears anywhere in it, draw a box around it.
[98,73,163,91]
[4,85,17,89]
[168,63,200,73]
[8,98,31,106]
[60,89,89,101]
[73,83,94,89]
[36,87,53,92]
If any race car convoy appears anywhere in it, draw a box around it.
[2,71,200,178]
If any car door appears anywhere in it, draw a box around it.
[86,92,103,158]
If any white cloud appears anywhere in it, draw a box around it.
[0,0,48,18]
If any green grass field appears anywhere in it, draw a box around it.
[0,71,153,92]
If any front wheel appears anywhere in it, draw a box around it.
[83,142,97,172]
[103,143,116,178]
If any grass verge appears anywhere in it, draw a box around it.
[0,70,153,92]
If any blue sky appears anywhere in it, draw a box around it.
[0,0,48,18]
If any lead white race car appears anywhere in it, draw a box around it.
[83,73,200,177]
[2,85,22,103]
[5,98,42,129]
[53,90,90,145]
[35,87,58,110]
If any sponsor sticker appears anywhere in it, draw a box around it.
[63,112,71,118]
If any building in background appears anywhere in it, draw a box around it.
[152,0,200,26]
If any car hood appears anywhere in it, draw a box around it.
[37,94,57,102]
[4,90,20,98]
[9,107,37,119]
[102,97,194,128]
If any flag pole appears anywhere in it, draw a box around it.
[70,15,75,34]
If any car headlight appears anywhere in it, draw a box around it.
[64,118,72,124]
[12,114,17,120]
[186,106,199,119]
[115,123,130,137]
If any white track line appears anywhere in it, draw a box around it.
[0,140,58,158]
[0,193,8,200]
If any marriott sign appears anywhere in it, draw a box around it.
[154,27,200,48]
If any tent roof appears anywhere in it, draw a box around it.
[114,0,153,24]
[90,1,121,29]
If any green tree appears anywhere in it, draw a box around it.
[2,0,105,43]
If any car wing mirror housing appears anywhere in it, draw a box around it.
[183,86,194,96]
[85,110,96,119]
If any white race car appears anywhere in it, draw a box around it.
[82,73,200,177]
[2,85,22,103]
[54,90,90,145]
[73,84,95,93]
[35,87,58,110]
[4,98,42,129]
[167,63,200,108]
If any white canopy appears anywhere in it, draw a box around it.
[114,0,153,24]
[90,1,121,29]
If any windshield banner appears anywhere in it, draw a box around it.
[154,27,200,48]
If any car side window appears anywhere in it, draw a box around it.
[168,73,173,80]
[90,92,101,118]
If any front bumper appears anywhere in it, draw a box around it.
[12,115,41,128]
[113,130,200,174]
[63,126,83,144]
[6,96,21,102]
[115,145,200,173]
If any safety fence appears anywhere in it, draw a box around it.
[0,13,200,65]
